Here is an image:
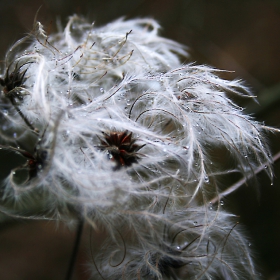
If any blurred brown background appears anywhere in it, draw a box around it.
[0,0,280,279]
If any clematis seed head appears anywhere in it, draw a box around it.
[98,130,145,169]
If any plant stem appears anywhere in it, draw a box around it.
[211,151,280,204]
[65,218,84,280]
[11,98,39,134]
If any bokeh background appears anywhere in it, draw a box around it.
[0,0,280,279]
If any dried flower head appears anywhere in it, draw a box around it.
[0,63,27,97]
[98,131,145,169]
[0,144,47,182]
[0,14,273,279]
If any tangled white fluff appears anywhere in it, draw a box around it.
[0,15,271,279]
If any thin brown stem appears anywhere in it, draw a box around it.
[10,99,39,134]
[211,151,280,204]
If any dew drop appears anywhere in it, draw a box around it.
[204,175,209,183]
[12,171,16,175]
[264,165,268,169]
[3,110,8,116]
[220,200,224,206]
[176,246,181,250]
[100,88,104,93]
[193,221,197,225]
[13,132,17,138]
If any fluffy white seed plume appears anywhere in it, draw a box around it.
[0,15,272,278]
[90,209,259,280]
[0,16,186,205]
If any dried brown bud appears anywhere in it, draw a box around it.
[99,131,145,169]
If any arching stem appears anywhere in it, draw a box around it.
[211,151,280,204]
